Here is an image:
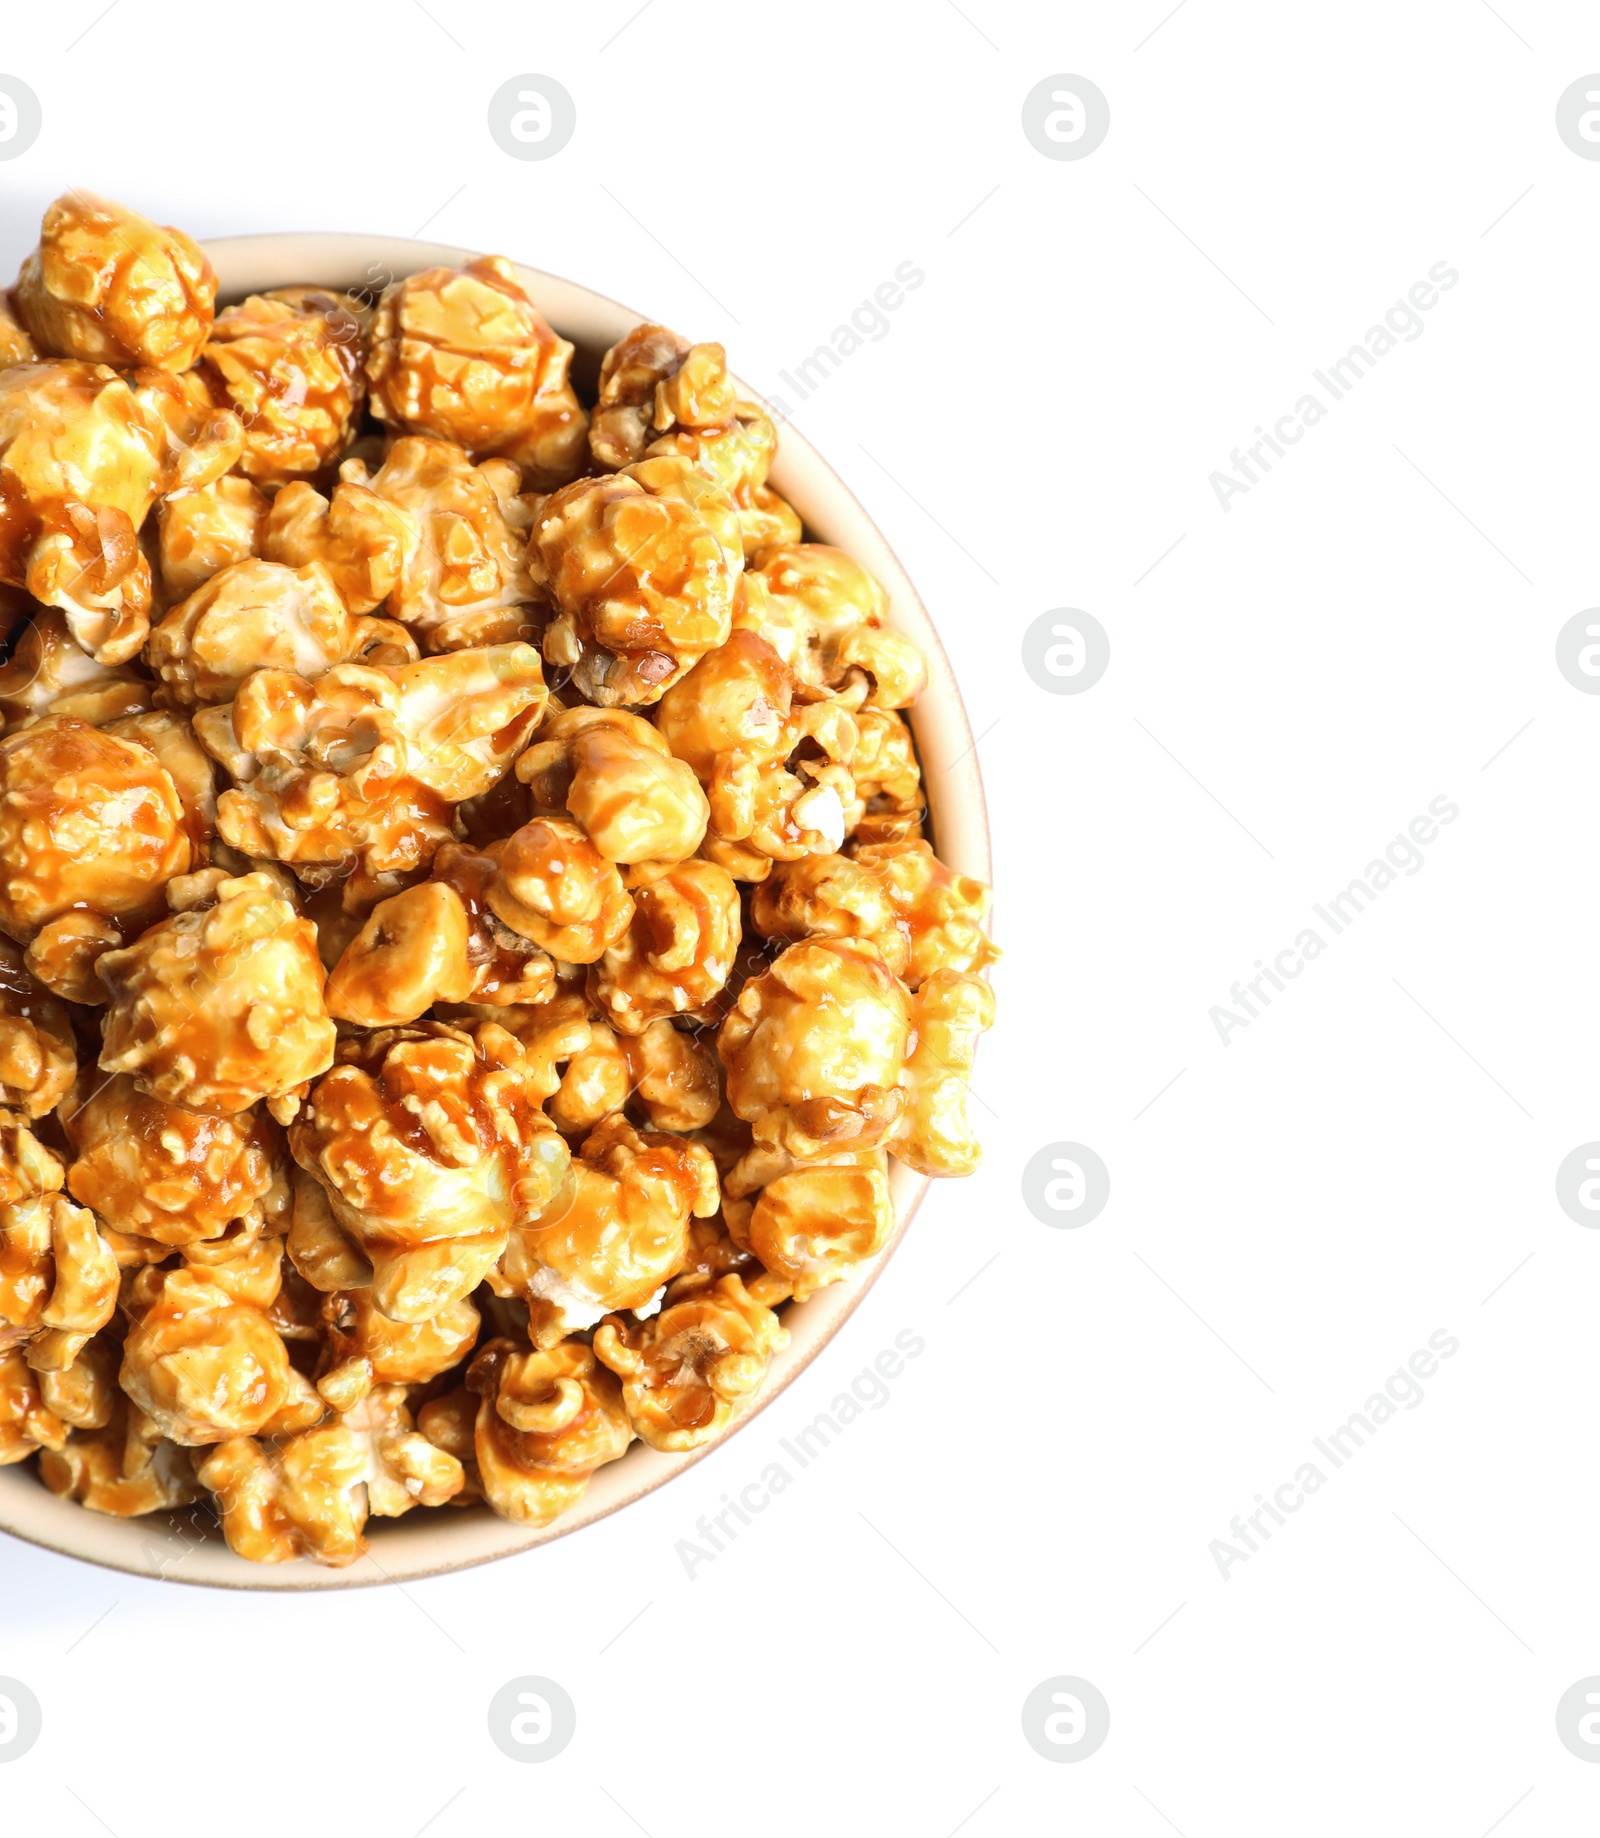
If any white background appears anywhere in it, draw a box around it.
[0,1,1596,1831]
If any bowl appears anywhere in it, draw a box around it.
[0,233,992,1587]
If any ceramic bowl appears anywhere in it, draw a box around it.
[0,233,992,1587]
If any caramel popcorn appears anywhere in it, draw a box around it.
[467,1335,631,1526]
[0,201,995,1564]
[0,1347,66,1461]
[97,870,336,1113]
[495,1112,717,1342]
[654,629,860,876]
[0,716,189,942]
[516,707,708,865]
[594,1272,787,1451]
[151,558,416,708]
[14,191,216,372]
[199,1384,462,1564]
[751,543,927,708]
[719,937,909,1160]
[289,1020,570,1322]
[62,1072,282,1248]
[0,360,239,663]
[261,478,412,616]
[752,839,995,988]
[529,455,743,705]
[589,323,796,557]
[340,437,539,651]
[483,817,635,965]
[157,473,268,603]
[0,609,151,733]
[724,1145,893,1301]
[120,1263,323,1445]
[199,643,548,890]
[199,290,365,486]
[0,1190,120,1370]
[366,256,586,488]
[591,857,740,1034]
[317,1288,480,1410]
[0,942,77,1115]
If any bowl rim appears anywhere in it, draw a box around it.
[0,232,993,1588]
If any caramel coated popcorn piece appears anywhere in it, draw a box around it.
[341,437,539,651]
[591,857,740,1034]
[199,1384,462,1565]
[262,478,413,616]
[324,879,477,1025]
[484,817,635,965]
[593,1272,786,1452]
[120,1264,323,1446]
[150,558,416,708]
[104,708,219,864]
[0,1348,66,1461]
[0,716,188,942]
[724,1145,892,1301]
[199,643,548,889]
[0,293,37,369]
[590,323,795,556]
[317,1288,480,1410]
[622,1018,720,1132]
[718,937,909,1160]
[290,1020,570,1322]
[496,1112,718,1341]
[655,630,859,876]
[467,1335,631,1526]
[199,290,366,486]
[366,256,587,488]
[157,473,268,603]
[97,870,336,1114]
[0,942,76,1115]
[0,1190,120,1370]
[0,360,239,663]
[751,543,927,709]
[887,970,996,1177]
[15,191,216,372]
[38,1397,200,1514]
[529,455,743,705]
[848,707,924,845]
[516,707,709,865]
[62,1072,282,1249]
[0,609,151,733]
[752,839,995,987]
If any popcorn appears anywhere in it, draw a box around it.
[724,1145,893,1301]
[591,857,741,1034]
[0,715,190,942]
[0,360,239,663]
[515,707,708,865]
[62,1072,283,1248]
[0,941,77,1115]
[482,816,635,964]
[589,322,797,556]
[494,1113,718,1343]
[0,1136,118,1369]
[198,643,548,889]
[150,558,416,708]
[261,478,413,617]
[198,1384,462,1564]
[593,1272,787,1451]
[0,609,151,734]
[0,1347,66,1462]
[887,969,997,1177]
[199,289,366,485]
[339,436,540,651]
[718,937,910,1160]
[38,1397,201,1514]
[316,1288,480,1410]
[750,543,927,708]
[467,1336,632,1526]
[97,870,337,1114]
[14,191,216,372]
[366,256,587,487]
[529,455,743,705]
[157,473,268,603]
[119,1263,324,1445]
[752,838,996,987]
[289,1020,570,1322]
